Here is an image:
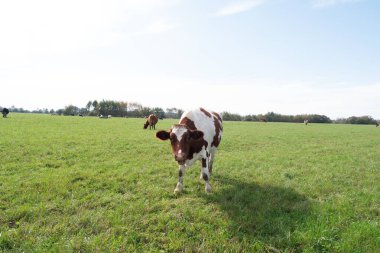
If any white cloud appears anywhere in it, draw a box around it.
[214,0,267,17]
[312,0,362,8]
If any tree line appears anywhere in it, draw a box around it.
[1,103,378,124]
[221,111,378,125]
[334,116,378,125]
[0,101,184,119]
[221,111,332,123]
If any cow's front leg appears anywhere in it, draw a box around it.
[201,158,211,193]
[174,165,185,194]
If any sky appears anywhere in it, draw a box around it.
[0,0,379,119]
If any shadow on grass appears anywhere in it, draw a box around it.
[201,175,311,250]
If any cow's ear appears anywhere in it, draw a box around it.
[156,130,170,141]
[189,130,204,140]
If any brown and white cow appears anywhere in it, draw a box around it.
[144,114,158,130]
[156,108,223,193]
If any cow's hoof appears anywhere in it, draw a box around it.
[174,183,183,194]
[205,184,211,193]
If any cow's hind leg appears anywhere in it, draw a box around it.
[209,149,216,175]
[174,165,185,194]
[201,158,211,193]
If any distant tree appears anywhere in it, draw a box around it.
[308,114,332,123]
[92,100,99,115]
[56,109,64,115]
[9,106,19,112]
[153,107,165,118]
[127,102,143,117]
[165,107,184,119]
[221,112,242,121]
[78,108,87,115]
[244,115,259,121]
[119,102,128,117]
[346,116,377,125]
[32,109,43,114]
[140,107,154,117]
[86,101,92,110]
[63,105,79,115]
[177,109,184,118]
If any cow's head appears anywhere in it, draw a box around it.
[156,124,204,165]
[143,121,149,129]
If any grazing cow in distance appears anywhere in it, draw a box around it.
[2,108,9,118]
[156,108,223,193]
[376,122,379,127]
[144,114,158,130]
[304,119,309,125]
[260,118,267,123]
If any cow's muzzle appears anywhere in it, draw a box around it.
[174,154,186,165]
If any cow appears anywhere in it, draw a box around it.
[304,119,309,125]
[2,108,9,118]
[144,114,158,130]
[260,118,267,123]
[376,122,379,127]
[156,108,223,193]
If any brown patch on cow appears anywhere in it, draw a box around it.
[187,139,208,161]
[200,107,212,117]
[212,112,222,123]
[179,117,197,130]
[202,158,207,167]
[211,116,222,148]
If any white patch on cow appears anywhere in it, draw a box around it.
[172,126,188,141]
[180,108,222,146]
[178,149,182,154]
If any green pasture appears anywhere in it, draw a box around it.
[0,113,379,252]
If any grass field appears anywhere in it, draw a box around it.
[1,113,379,252]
